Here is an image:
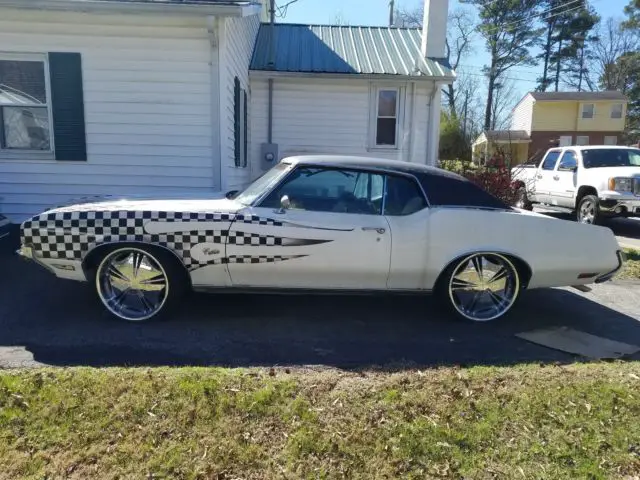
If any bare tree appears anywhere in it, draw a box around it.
[582,17,639,92]
[490,77,520,130]
[394,5,476,118]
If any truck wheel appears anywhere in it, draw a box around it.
[515,187,533,211]
[577,195,602,225]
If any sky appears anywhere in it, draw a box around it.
[277,0,631,119]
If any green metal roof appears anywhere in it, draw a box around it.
[250,23,455,78]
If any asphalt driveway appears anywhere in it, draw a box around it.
[1,227,640,369]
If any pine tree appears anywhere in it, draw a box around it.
[461,0,542,130]
[563,6,600,91]
[536,0,598,92]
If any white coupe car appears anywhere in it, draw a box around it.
[18,156,624,323]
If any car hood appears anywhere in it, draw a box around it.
[40,192,244,216]
[584,166,640,179]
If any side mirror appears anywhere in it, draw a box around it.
[225,189,239,199]
[274,195,291,214]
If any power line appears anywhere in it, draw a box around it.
[483,0,594,35]
[275,0,301,18]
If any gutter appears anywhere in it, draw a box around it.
[249,70,456,83]
[0,0,262,16]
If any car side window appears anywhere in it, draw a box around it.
[259,166,384,215]
[557,151,577,171]
[541,151,561,171]
[383,175,427,216]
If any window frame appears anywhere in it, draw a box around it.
[557,150,578,172]
[603,135,618,146]
[576,135,590,146]
[541,150,561,171]
[610,103,623,119]
[0,52,55,156]
[369,85,404,151]
[581,103,595,119]
[254,163,429,216]
[382,172,429,216]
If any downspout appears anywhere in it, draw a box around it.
[207,16,222,191]
[427,82,441,166]
[268,78,274,143]
[407,81,416,162]
[268,0,275,144]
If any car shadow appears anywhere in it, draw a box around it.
[1,241,640,369]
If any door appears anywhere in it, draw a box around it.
[549,150,578,207]
[534,150,562,204]
[226,165,392,290]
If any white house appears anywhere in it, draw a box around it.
[0,0,454,222]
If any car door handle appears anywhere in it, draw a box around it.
[553,175,560,180]
[362,227,386,234]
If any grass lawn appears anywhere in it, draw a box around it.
[1,363,639,479]
[618,249,640,280]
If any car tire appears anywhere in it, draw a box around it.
[515,187,533,211]
[577,195,602,225]
[93,245,189,322]
[436,253,521,322]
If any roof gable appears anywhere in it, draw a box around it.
[250,23,455,78]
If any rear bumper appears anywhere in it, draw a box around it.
[595,250,626,284]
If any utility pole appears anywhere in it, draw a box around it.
[389,0,394,26]
[270,0,275,24]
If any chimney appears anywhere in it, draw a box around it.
[421,0,449,58]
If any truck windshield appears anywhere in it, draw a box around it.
[582,148,640,168]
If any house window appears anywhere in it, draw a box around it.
[373,88,400,148]
[611,103,623,119]
[604,135,618,145]
[559,135,572,147]
[576,135,590,145]
[0,54,52,151]
[581,103,594,119]
[234,77,248,168]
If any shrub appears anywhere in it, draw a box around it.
[439,160,520,206]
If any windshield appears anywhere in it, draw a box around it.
[582,148,640,168]
[234,162,292,205]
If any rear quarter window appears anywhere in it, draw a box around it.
[417,172,510,210]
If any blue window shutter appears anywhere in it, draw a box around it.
[234,77,241,167]
[48,52,87,161]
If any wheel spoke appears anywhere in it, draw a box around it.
[137,291,155,313]
[140,273,166,286]
[451,277,477,290]
[487,290,506,307]
[466,291,481,313]
[108,264,129,282]
[471,256,484,281]
[132,252,144,278]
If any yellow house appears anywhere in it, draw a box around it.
[473,91,629,166]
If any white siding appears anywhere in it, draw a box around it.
[249,77,433,179]
[0,9,214,222]
[510,93,534,133]
[221,14,260,190]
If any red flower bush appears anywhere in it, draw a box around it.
[463,166,519,206]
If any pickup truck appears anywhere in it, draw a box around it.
[512,145,640,224]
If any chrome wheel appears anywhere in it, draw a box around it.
[448,253,520,322]
[96,248,169,322]
[579,199,596,224]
